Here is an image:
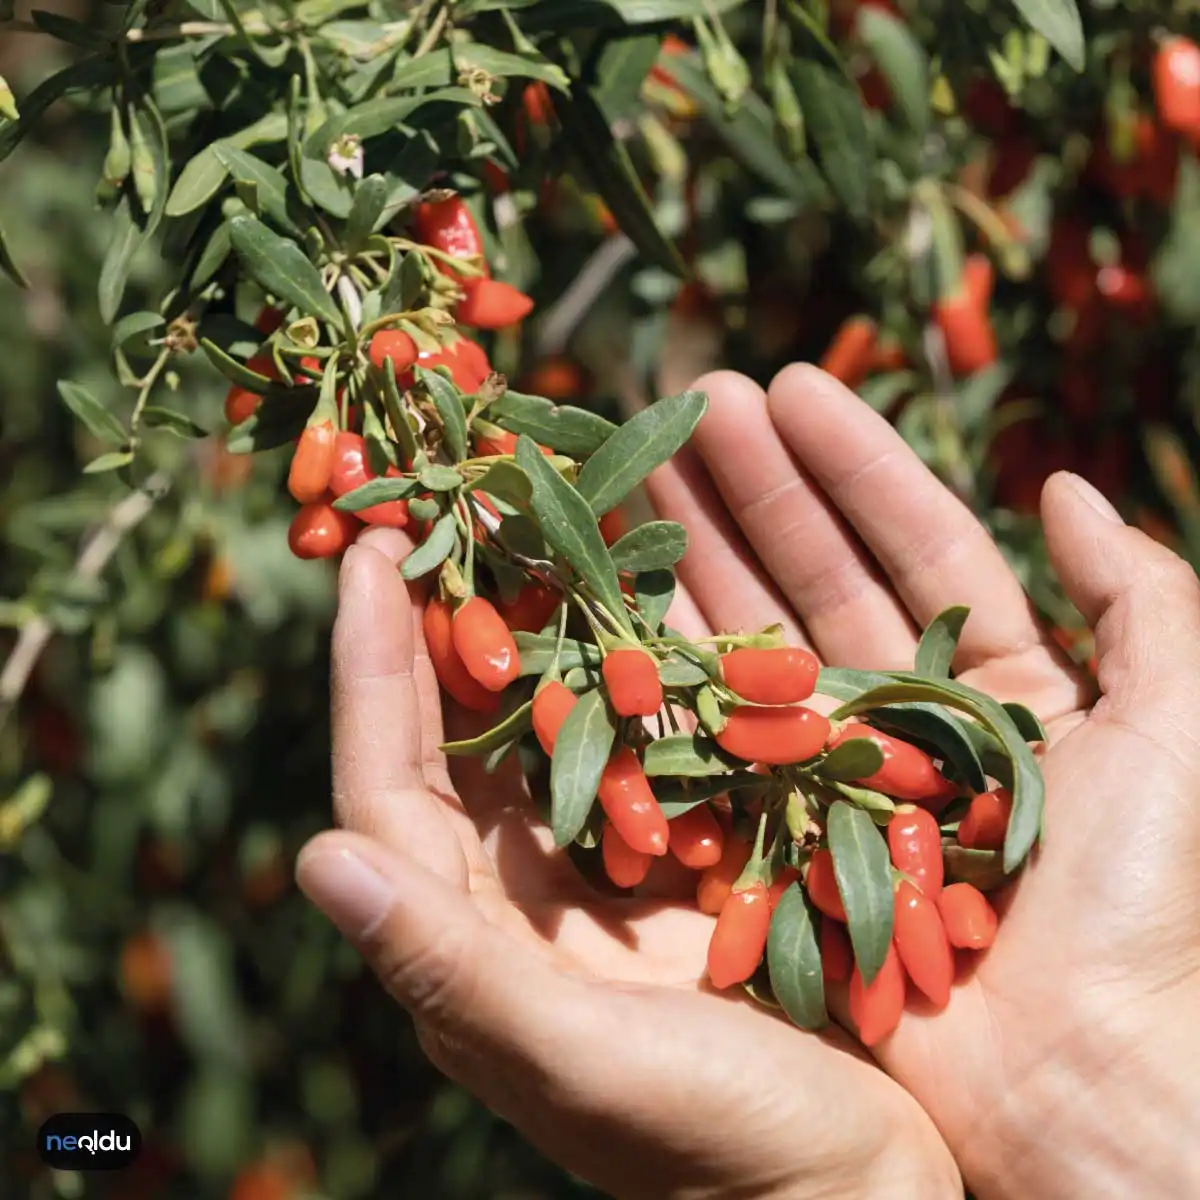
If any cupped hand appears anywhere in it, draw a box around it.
[644,365,1200,1199]
[294,528,962,1200]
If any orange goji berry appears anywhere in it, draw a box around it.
[1154,37,1200,141]
[412,196,488,273]
[849,941,906,1047]
[287,500,360,560]
[288,420,337,504]
[602,821,652,889]
[715,706,831,766]
[598,507,628,546]
[668,804,725,870]
[696,836,751,915]
[768,866,800,909]
[452,597,519,692]
[602,647,663,717]
[328,432,408,528]
[887,805,945,898]
[120,932,173,1012]
[497,582,560,633]
[719,646,820,705]
[937,883,998,950]
[828,724,958,809]
[531,680,577,755]
[707,884,771,989]
[820,316,878,390]
[597,747,668,856]
[456,279,535,330]
[805,848,846,921]
[893,880,953,1010]
[820,917,852,984]
[423,598,500,714]
[368,329,419,374]
[956,787,1013,851]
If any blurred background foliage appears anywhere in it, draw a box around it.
[3,0,1200,1196]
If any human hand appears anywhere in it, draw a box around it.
[645,365,1200,1199]
[294,529,962,1200]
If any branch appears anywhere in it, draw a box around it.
[0,473,170,729]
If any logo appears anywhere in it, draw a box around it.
[38,1113,142,1171]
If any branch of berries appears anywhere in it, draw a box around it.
[217,187,1046,1046]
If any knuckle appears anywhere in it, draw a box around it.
[374,917,477,1027]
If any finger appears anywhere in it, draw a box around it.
[331,544,466,886]
[646,442,806,646]
[691,370,916,669]
[664,578,711,641]
[767,365,1057,675]
[1043,472,1200,727]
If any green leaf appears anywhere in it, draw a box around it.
[0,213,28,288]
[199,338,278,391]
[332,477,420,512]
[441,700,534,756]
[212,145,300,236]
[654,772,763,818]
[827,800,893,985]
[767,885,828,1030]
[856,7,930,138]
[468,461,532,507]
[513,633,602,678]
[418,465,465,492]
[608,521,688,573]
[657,653,712,687]
[790,59,874,221]
[914,606,969,679]
[344,174,389,252]
[594,34,661,123]
[489,391,618,455]
[1008,0,1085,71]
[635,570,675,632]
[942,845,1008,893]
[130,98,170,234]
[228,216,341,326]
[516,437,633,636]
[550,690,617,847]
[31,9,106,48]
[98,197,145,325]
[818,738,885,782]
[832,676,1043,873]
[641,733,738,777]
[83,450,135,474]
[141,407,209,438]
[400,511,458,580]
[957,363,1014,433]
[520,0,744,26]
[556,82,686,277]
[453,43,570,91]
[112,311,165,349]
[1001,702,1046,744]
[225,396,311,453]
[576,390,707,517]
[307,88,480,153]
[57,382,127,445]
[416,366,469,462]
[165,112,289,217]
[0,56,114,163]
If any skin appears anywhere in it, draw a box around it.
[297,365,1200,1198]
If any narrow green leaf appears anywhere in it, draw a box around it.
[332,477,420,512]
[513,633,602,677]
[344,174,389,252]
[1008,0,1085,71]
[441,700,534,756]
[827,800,893,985]
[141,407,208,438]
[468,461,532,507]
[657,654,711,687]
[112,311,164,349]
[225,396,311,453]
[453,43,570,91]
[57,382,127,445]
[228,215,341,326]
[98,198,145,325]
[1001,702,1046,744]
[399,510,458,580]
[767,885,828,1030]
[635,570,675,632]
[83,449,135,474]
[0,56,114,163]
[417,366,469,462]
[307,88,480,153]
[212,145,300,235]
[489,392,618,455]
[818,738,885,782]
[914,606,970,679]
[576,390,707,517]
[856,7,930,138]
[516,437,633,636]
[608,521,688,573]
[595,34,660,123]
[0,213,27,288]
[654,773,764,818]
[641,733,738,777]
[550,690,617,847]
[165,113,289,218]
[199,338,278,391]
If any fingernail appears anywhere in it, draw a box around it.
[1066,473,1123,523]
[297,847,394,940]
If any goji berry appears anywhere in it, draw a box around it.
[477,429,518,456]
[937,883,998,950]
[597,747,669,856]
[893,880,953,1009]
[935,262,998,377]
[520,355,584,401]
[696,836,751,915]
[531,680,577,755]
[819,316,878,390]
[870,335,907,372]
[602,821,652,889]
[413,196,488,274]
[287,500,360,560]
[229,1162,294,1200]
[451,336,491,388]
[423,598,500,714]
[986,135,1037,198]
[848,941,906,1047]
[497,582,560,634]
[452,597,519,692]
[1154,37,1200,140]
[368,329,418,374]
[254,306,286,335]
[224,354,278,425]
[715,705,831,766]
[956,787,1013,851]
[887,805,945,897]
[328,432,409,528]
[707,883,771,989]
[602,647,662,717]
[120,932,173,1012]
[805,848,846,921]
[719,646,820,705]
[523,81,553,126]
[288,420,337,504]
[828,725,958,808]
[768,866,800,909]
[668,804,725,870]
[820,918,852,984]
[457,279,535,330]
[598,507,628,546]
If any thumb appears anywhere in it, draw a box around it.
[1041,472,1200,719]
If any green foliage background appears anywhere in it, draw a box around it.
[3,0,1200,1196]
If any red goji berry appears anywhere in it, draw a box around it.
[768,866,800,909]
[707,883,771,989]
[597,747,668,856]
[287,500,360,560]
[887,805,945,898]
[668,804,725,870]
[497,582,560,634]
[602,647,663,717]
[423,598,500,714]
[937,883,998,950]
[1154,37,1200,140]
[451,336,492,389]
[893,880,953,1010]
[602,822,652,889]
[820,917,852,984]
[520,356,584,401]
[288,420,337,504]
[956,787,1013,851]
[412,196,488,274]
[696,837,751,915]
[598,508,628,546]
[368,329,418,374]
[719,646,820,705]
[715,706,831,766]
[224,354,278,425]
[523,81,553,126]
[870,335,907,373]
[328,432,409,528]
[456,279,535,330]
[849,942,906,1047]
[253,306,286,336]
[828,724,958,809]
[531,680,576,755]
[935,286,998,377]
[820,316,878,390]
[805,848,846,921]
[451,597,519,692]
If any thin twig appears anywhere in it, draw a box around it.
[0,473,170,730]
[535,234,638,357]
